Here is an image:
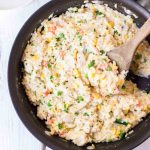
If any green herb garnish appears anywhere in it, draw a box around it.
[122,85,126,89]
[75,112,79,116]
[50,75,53,80]
[57,33,65,39]
[95,10,104,16]
[78,35,82,41]
[119,131,126,139]
[106,66,112,71]
[58,123,63,129]
[115,118,128,126]
[114,30,120,36]
[77,96,84,103]
[88,60,95,68]
[135,53,142,60]
[47,101,52,107]
[57,91,63,96]
[48,63,52,68]
[83,112,89,116]
[64,103,69,113]
[100,50,105,55]
[85,73,88,79]
[77,20,82,23]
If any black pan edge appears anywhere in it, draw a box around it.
[8,0,150,150]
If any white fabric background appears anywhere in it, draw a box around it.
[0,0,149,149]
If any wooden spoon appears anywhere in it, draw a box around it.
[107,18,150,71]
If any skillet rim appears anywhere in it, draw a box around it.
[8,0,150,149]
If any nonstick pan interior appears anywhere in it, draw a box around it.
[8,0,150,150]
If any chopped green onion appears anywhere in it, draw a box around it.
[64,103,69,113]
[95,10,104,16]
[83,112,89,116]
[77,33,82,41]
[122,85,126,89]
[58,123,63,129]
[100,50,105,55]
[135,53,142,60]
[119,131,126,139]
[88,60,95,68]
[78,35,82,41]
[50,75,53,80]
[48,63,52,68]
[77,96,84,103]
[75,112,79,116]
[77,20,82,23]
[57,33,65,39]
[115,118,128,126]
[107,66,112,71]
[114,30,120,36]
[47,101,52,107]
[85,73,88,79]
[57,91,63,96]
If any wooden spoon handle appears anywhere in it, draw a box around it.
[132,17,150,49]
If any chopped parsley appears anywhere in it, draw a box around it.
[119,131,126,139]
[95,10,104,16]
[48,63,52,68]
[57,33,65,39]
[75,112,79,116]
[78,35,82,41]
[83,112,89,116]
[47,101,52,107]
[57,91,63,96]
[77,20,82,23]
[135,53,142,60]
[88,60,95,68]
[85,73,88,79]
[100,50,105,55]
[77,96,84,103]
[122,85,126,89]
[106,66,112,71]
[50,75,53,80]
[114,118,129,126]
[58,123,63,129]
[64,103,69,113]
[114,30,120,36]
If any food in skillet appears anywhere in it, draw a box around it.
[22,2,150,146]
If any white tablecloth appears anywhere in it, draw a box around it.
[0,0,149,149]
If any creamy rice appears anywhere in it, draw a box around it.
[22,3,150,146]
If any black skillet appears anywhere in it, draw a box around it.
[8,0,150,149]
